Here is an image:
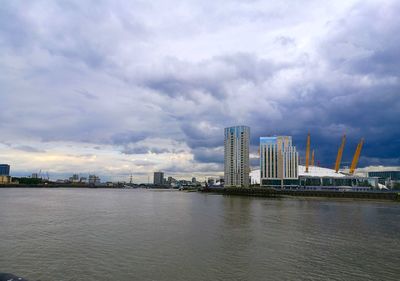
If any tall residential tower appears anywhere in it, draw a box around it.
[224,126,250,187]
[260,136,298,188]
[153,172,164,185]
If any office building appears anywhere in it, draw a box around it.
[154,172,164,185]
[0,175,11,184]
[367,168,400,188]
[89,175,100,185]
[0,164,10,176]
[367,170,400,181]
[224,125,250,187]
[260,136,298,187]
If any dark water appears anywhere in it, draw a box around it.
[0,188,399,281]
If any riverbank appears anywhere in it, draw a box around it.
[202,187,400,201]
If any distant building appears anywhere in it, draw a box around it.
[224,126,250,187]
[0,175,11,184]
[367,170,400,181]
[0,164,10,176]
[367,169,400,188]
[154,172,164,185]
[31,173,39,179]
[56,179,68,183]
[192,177,196,183]
[260,136,298,188]
[89,175,100,185]
[80,177,87,183]
[70,174,79,183]
[167,176,176,185]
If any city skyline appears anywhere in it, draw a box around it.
[1,1,400,182]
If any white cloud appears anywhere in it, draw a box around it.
[1,0,399,180]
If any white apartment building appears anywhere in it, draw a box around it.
[224,126,250,187]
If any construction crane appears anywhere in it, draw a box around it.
[349,138,364,174]
[311,150,315,166]
[305,133,310,173]
[334,134,346,173]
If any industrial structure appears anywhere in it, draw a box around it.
[224,125,250,187]
[305,133,310,173]
[334,135,346,173]
[349,138,364,174]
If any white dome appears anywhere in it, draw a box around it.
[250,165,346,185]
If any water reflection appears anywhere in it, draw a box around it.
[0,189,399,281]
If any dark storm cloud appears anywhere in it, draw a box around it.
[121,146,171,155]
[143,54,284,101]
[321,1,400,77]
[111,132,149,145]
[192,147,224,164]
[1,0,399,178]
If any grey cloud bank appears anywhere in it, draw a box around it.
[0,0,399,181]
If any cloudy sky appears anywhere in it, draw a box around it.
[1,0,399,182]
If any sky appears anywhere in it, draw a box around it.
[1,0,399,182]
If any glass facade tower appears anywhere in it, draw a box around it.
[0,164,10,176]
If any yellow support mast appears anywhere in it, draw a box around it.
[349,138,364,175]
[311,150,315,166]
[305,133,310,173]
[334,134,346,173]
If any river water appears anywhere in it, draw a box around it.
[0,188,399,281]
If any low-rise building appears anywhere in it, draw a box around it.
[0,175,11,184]
[351,166,400,189]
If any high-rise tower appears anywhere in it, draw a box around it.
[224,126,250,187]
[260,136,298,188]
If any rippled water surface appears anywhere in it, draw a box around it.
[0,188,399,281]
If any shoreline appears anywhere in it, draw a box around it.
[202,187,400,201]
[1,185,399,202]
